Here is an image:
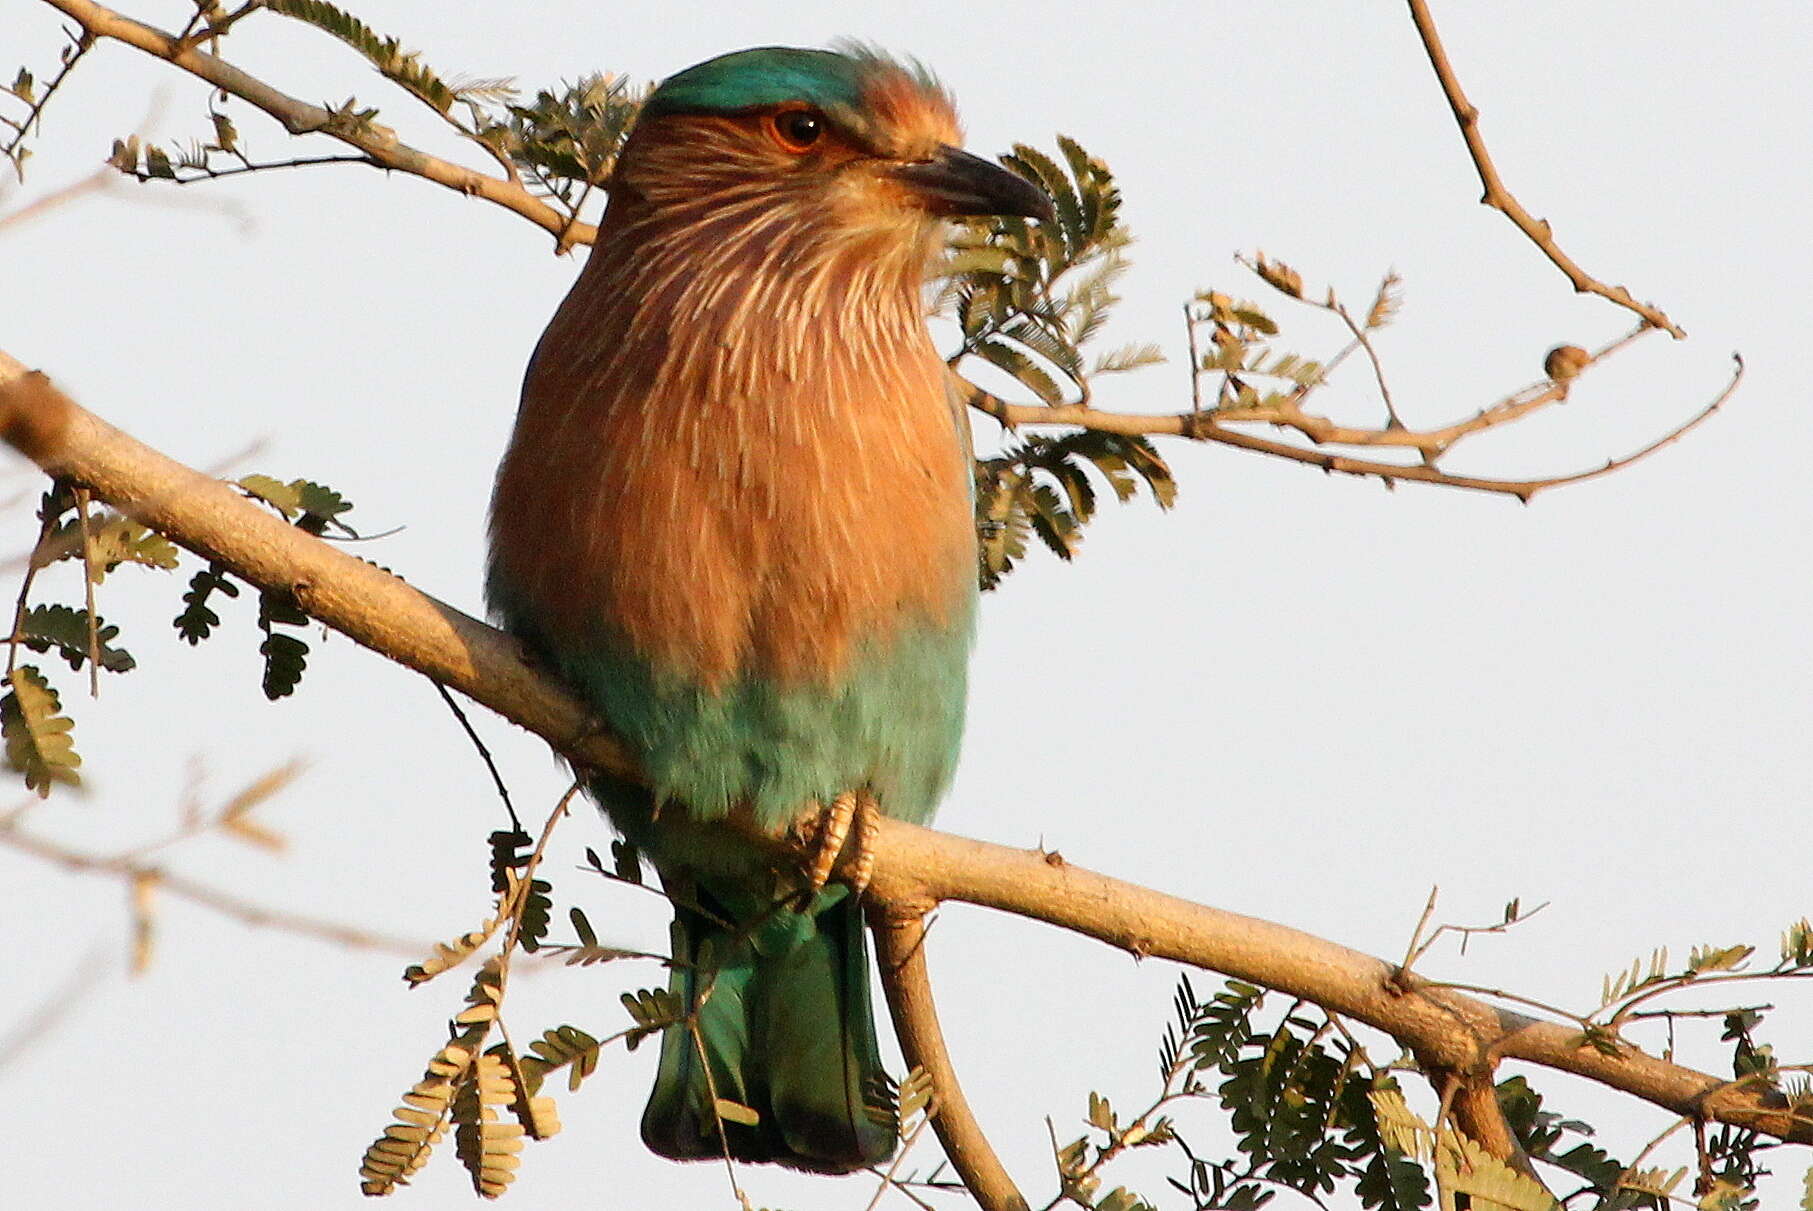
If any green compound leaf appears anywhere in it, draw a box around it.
[17,603,135,673]
[259,631,309,700]
[2,664,81,796]
[262,0,456,115]
[174,563,241,644]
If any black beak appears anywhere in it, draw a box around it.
[894,145,1056,223]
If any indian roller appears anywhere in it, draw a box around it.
[487,46,1052,1173]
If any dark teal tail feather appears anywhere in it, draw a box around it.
[641,877,898,1174]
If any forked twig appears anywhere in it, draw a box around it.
[36,0,594,247]
[968,351,1740,502]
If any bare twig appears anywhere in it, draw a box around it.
[1629,1005,1773,1023]
[435,682,521,833]
[1184,302,1204,413]
[0,941,109,1070]
[1404,891,1550,970]
[0,166,124,232]
[965,351,1740,502]
[2,823,426,954]
[1404,0,1684,338]
[36,0,596,248]
[1,23,94,176]
[120,152,378,184]
[863,1105,938,1211]
[72,485,99,695]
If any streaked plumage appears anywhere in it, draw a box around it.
[487,45,1050,1173]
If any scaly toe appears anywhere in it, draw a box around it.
[846,789,881,896]
[805,790,857,892]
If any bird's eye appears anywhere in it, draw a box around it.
[768,108,824,153]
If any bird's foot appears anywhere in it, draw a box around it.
[797,788,881,896]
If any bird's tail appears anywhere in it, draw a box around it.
[641,876,899,1174]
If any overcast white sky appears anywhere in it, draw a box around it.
[4,2,1810,1208]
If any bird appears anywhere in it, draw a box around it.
[486,45,1052,1173]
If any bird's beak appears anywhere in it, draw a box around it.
[893,145,1056,223]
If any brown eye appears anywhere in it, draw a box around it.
[769,108,824,153]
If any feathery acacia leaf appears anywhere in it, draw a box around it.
[515,877,553,953]
[2,664,80,795]
[403,914,503,988]
[263,0,456,115]
[1005,143,1085,260]
[519,1026,601,1096]
[488,828,530,895]
[973,431,1176,588]
[175,563,241,644]
[72,515,179,580]
[17,604,134,673]
[258,624,309,699]
[497,74,642,199]
[1092,341,1165,376]
[357,1039,467,1195]
[239,475,357,535]
[1366,272,1403,330]
[453,1049,525,1198]
[943,136,1172,585]
[620,987,683,1052]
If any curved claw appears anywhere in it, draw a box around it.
[847,789,880,895]
[800,789,881,895]
[806,790,858,892]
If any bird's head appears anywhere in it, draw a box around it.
[610,45,1053,248]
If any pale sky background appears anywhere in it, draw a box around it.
[4,2,1810,1208]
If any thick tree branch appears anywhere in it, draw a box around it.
[0,351,636,786]
[36,0,595,247]
[3,356,1807,1198]
[1405,0,1685,338]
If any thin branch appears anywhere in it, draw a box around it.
[0,354,640,786]
[0,941,108,1071]
[1,822,427,955]
[965,352,1740,502]
[1607,968,1813,1033]
[1629,1005,1774,1023]
[1400,885,1442,976]
[71,485,99,695]
[1404,0,1684,338]
[435,682,521,833]
[1614,1113,1694,1199]
[1,24,94,176]
[1419,979,1591,1031]
[0,165,124,232]
[121,152,378,184]
[3,358,1809,1160]
[1188,315,1646,455]
[1184,302,1204,413]
[36,0,595,248]
[864,1107,938,1211]
[873,907,1029,1211]
[1406,894,1551,970]
[496,779,578,959]
[1333,300,1403,431]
